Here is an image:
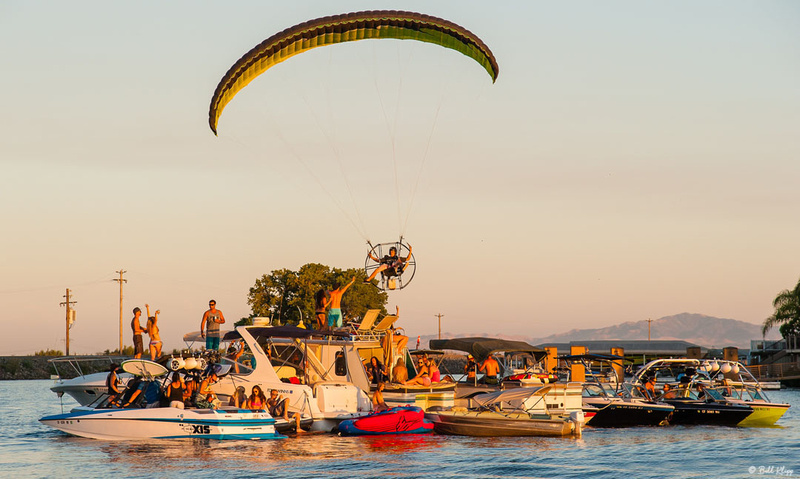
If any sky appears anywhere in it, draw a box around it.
[1,1,798,355]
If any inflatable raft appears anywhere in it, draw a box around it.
[338,406,434,436]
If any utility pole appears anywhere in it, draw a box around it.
[434,313,444,340]
[113,269,127,354]
[60,289,77,355]
[646,318,654,341]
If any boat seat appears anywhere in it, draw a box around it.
[353,309,380,334]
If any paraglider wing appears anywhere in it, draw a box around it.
[209,10,499,135]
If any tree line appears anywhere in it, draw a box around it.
[240,263,388,327]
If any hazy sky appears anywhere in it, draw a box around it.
[1,1,798,355]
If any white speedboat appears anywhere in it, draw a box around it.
[41,359,284,440]
[40,406,283,441]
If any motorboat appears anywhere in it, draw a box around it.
[560,354,674,427]
[48,325,374,433]
[40,359,284,440]
[645,359,789,427]
[429,337,584,423]
[424,386,583,437]
[632,359,755,426]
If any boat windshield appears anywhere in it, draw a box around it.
[583,384,606,398]
[746,386,767,401]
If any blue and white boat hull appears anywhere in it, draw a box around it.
[40,407,284,440]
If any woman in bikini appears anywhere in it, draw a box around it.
[247,385,267,410]
[403,357,431,386]
[145,304,162,360]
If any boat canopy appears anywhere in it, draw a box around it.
[430,337,547,362]
[224,325,351,341]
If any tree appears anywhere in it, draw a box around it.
[762,277,800,338]
[247,263,388,326]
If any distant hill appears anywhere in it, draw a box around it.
[421,313,778,350]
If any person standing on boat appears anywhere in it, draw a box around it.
[145,304,162,360]
[314,289,330,330]
[327,277,355,329]
[200,299,226,350]
[130,307,145,359]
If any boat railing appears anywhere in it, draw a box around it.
[49,355,128,379]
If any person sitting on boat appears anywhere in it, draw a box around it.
[392,358,408,383]
[372,382,389,413]
[105,364,123,407]
[695,383,708,400]
[247,385,267,410]
[119,378,160,408]
[196,371,221,409]
[165,371,184,409]
[661,383,674,398]
[183,373,198,407]
[403,357,431,386]
[368,357,388,385]
[145,304,162,361]
[229,386,247,408]
[464,355,478,382]
[426,357,441,383]
[479,355,501,385]
[366,246,412,283]
[644,376,658,400]
[268,389,303,432]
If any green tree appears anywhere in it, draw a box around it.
[762,277,800,338]
[247,263,388,326]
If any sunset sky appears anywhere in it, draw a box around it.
[1,1,798,354]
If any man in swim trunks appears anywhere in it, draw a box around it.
[327,277,355,329]
[130,307,145,358]
[200,299,226,350]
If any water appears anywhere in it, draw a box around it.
[2,380,799,479]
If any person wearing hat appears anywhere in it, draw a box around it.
[465,354,477,382]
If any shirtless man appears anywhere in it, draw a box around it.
[130,307,145,359]
[200,299,226,350]
[327,277,355,329]
[479,355,501,385]
[145,304,162,360]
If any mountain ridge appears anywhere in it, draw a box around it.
[420,313,777,350]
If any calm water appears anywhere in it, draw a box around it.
[2,380,799,479]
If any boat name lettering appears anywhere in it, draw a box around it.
[192,425,211,434]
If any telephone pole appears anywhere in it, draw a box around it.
[434,313,445,340]
[646,318,654,341]
[113,269,127,354]
[60,289,77,355]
